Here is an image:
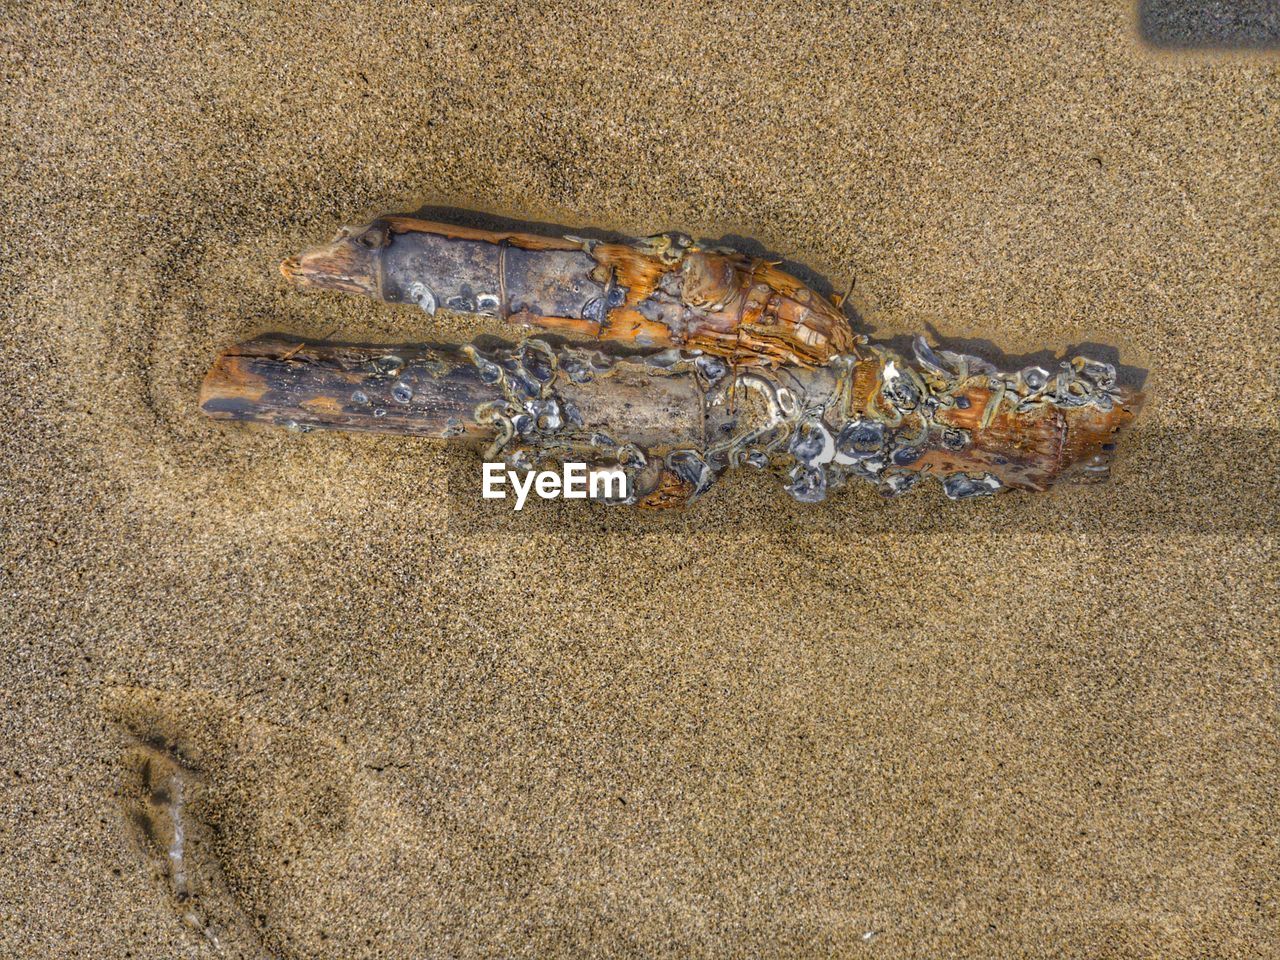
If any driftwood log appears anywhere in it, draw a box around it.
[203,340,1142,509]
[203,215,1144,508]
[279,216,857,367]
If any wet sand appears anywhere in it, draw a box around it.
[2,3,1277,957]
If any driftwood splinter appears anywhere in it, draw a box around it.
[202,215,1144,508]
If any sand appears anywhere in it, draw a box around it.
[1,2,1277,958]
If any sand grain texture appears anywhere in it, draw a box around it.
[1,2,1277,958]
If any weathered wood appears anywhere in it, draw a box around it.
[281,218,858,367]
[201,331,1143,508]
[200,337,499,439]
[200,335,725,505]
[203,210,1148,507]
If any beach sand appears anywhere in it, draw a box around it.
[2,2,1276,957]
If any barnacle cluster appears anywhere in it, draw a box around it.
[456,332,1134,507]
[771,337,1126,503]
